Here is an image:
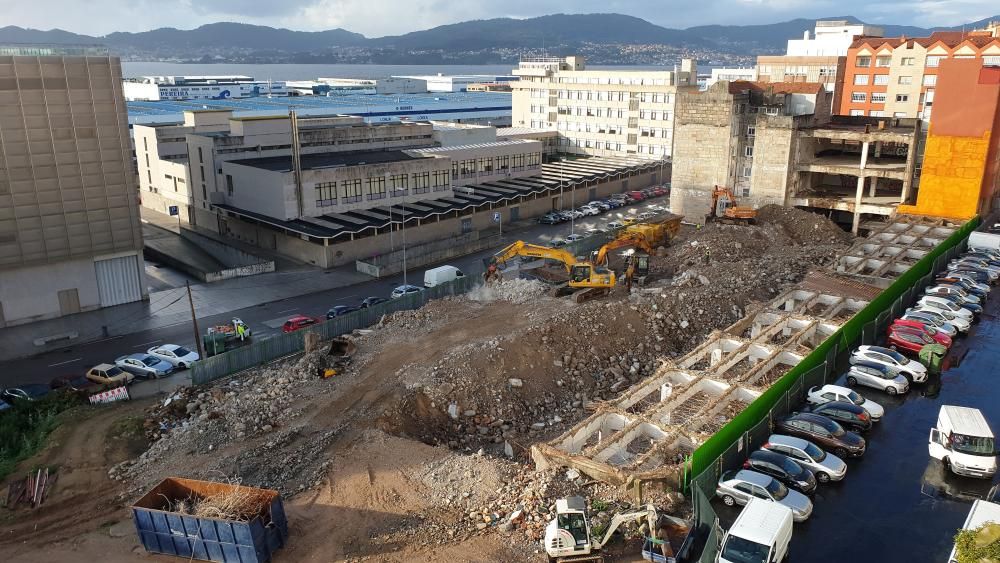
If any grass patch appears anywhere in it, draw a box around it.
[109,416,145,441]
[0,392,82,482]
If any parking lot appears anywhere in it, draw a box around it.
[709,264,1000,562]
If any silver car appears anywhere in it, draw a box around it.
[761,434,848,483]
[716,469,813,522]
[900,310,958,337]
[114,354,173,379]
[846,361,909,395]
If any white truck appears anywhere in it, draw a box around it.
[424,265,465,288]
[948,498,1000,563]
[929,405,998,478]
[717,498,793,563]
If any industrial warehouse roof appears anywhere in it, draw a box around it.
[213,156,662,240]
[408,139,540,154]
[126,91,512,124]
[230,150,422,172]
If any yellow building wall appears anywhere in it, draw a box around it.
[899,131,991,220]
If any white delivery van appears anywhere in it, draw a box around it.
[423,265,465,288]
[717,498,793,563]
[948,498,1000,562]
[930,405,998,478]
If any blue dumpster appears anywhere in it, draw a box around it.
[132,477,288,563]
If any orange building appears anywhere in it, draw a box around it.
[839,29,1000,120]
[898,59,1000,220]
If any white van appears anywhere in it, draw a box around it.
[930,405,998,478]
[423,265,465,288]
[717,498,793,563]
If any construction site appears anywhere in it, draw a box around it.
[0,204,962,562]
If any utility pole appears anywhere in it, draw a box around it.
[187,281,204,359]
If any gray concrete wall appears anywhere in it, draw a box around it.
[750,116,797,202]
[178,228,270,268]
[0,256,103,326]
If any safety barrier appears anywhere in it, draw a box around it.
[190,273,479,385]
[687,216,980,562]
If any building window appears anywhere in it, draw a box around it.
[451,161,459,180]
[366,176,386,200]
[339,179,362,203]
[856,56,871,67]
[746,125,755,137]
[873,75,889,86]
[898,76,912,85]
[225,174,234,196]
[742,166,752,178]
[923,75,937,86]
[197,147,203,163]
[893,112,907,118]
[851,92,867,103]
[895,94,909,102]
[901,57,915,66]
[460,159,476,178]
[412,172,431,194]
[315,181,337,207]
[850,110,864,116]
[985,56,1000,66]
[765,107,779,116]
[432,170,449,192]
[854,74,869,85]
[875,56,892,67]
[926,56,943,67]
[871,92,887,103]
[390,174,408,196]
[744,146,754,157]
[478,158,494,174]
[497,155,509,172]
[869,110,885,117]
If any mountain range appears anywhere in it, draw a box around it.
[1,14,997,65]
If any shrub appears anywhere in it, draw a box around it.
[0,392,81,481]
[954,522,1000,563]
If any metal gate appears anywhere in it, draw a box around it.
[94,254,143,307]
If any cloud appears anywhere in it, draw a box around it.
[0,0,996,37]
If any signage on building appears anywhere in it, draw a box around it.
[168,205,179,216]
[493,212,501,223]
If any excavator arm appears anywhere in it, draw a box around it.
[593,234,656,266]
[595,505,659,549]
[489,240,579,273]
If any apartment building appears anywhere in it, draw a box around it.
[510,55,697,159]
[134,111,437,228]
[839,25,1000,120]
[757,21,883,111]
[0,45,145,326]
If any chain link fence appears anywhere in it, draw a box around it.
[687,226,972,562]
[191,273,479,385]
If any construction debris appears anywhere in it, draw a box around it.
[5,468,57,508]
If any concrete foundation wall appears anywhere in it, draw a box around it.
[0,257,103,326]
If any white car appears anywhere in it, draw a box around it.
[846,361,910,395]
[907,306,971,333]
[850,345,928,383]
[565,233,585,243]
[147,344,200,369]
[606,221,625,230]
[806,384,885,421]
[917,296,975,322]
[901,310,958,337]
[925,285,981,306]
[578,206,600,217]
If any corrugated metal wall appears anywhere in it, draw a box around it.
[94,255,143,307]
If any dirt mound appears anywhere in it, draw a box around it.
[755,204,854,245]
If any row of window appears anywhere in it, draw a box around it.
[758,65,837,76]
[849,110,908,118]
[545,76,673,86]
[314,171,450,207]
[556,137,667,156]
[449,153,540,179]
[851,92,902,103]
[551,90,676,103]
[856,54,1000,70]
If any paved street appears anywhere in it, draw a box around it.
[0,196,671,390]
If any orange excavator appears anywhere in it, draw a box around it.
[711,186,757,224]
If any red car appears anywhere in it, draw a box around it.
[886,326,949,354]
[652,187,669,196]
[627,190,647,201]
[890,320,952,347]
[282,315,320,333]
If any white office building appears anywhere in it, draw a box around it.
[787,21,884,57]
[704,67,759,89]
[123,75,289,101]
[394,74,518,93]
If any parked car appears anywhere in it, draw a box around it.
[742,450,817,495]
[715,469,813,522]
[282,315,320,333]
[926,285,982,306]
[718,498,793,563]
[850,345,928,383]
[760,434,847,483]
[936,277,989,299]
[887,325,948,354]
[846,359,910,395]
[637,211,657,221]
[326,305,359,319]
[801,401,873,433]
[621,217,638,226]
[590,201,611,211]
[1,384,52,403]
[806,384,885,421]
[424,265,464,288]
[578,206,600,217]
[557,211,577,222]
[50,374,100,393]
[890,320,953,348]
[549,238,568,248]
[85,363,134,386]
[391,284,423,299]
[916,296,975,322]
[146,344,200,369]
[946,268,994,285]
[585,227,608,237]
[360,296,389,309]
[115,354,174,379]
[565,233,586,243]
[627,190,647,201]
[652,186,669,196]
[948,259,999,280]
[927,291,984,315]
[900,310,958,337]
[907,306,971,333]
[603,199,624,209]
[939,273,991,294]
[538,214,561,225]
[606,221,625,230]
[774,412,867,458]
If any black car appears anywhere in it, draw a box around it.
[948,269,992,285]
[359,296,389,308]
[50,374,100,393]
[801,401,873,433]
[774,412,867,459]
[1,384,51,403]
[935,277,989,298]
[326,305,359,319]
[538,214,561,225]
[743,450,817,495]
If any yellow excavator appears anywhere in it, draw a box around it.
[711,186,757,224]
[590,215,682,290]
[484,240,615,303]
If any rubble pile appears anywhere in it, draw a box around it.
[467,277,549,304]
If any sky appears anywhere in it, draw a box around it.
[1,0,997,37]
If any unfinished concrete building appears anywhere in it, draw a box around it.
[532,214,959,489]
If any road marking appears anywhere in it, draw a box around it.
[337,294,358,301]
[134,339,162,348]
[49,357,82,367]
[276,308,298,314]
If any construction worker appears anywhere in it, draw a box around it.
[237,321,246,342]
